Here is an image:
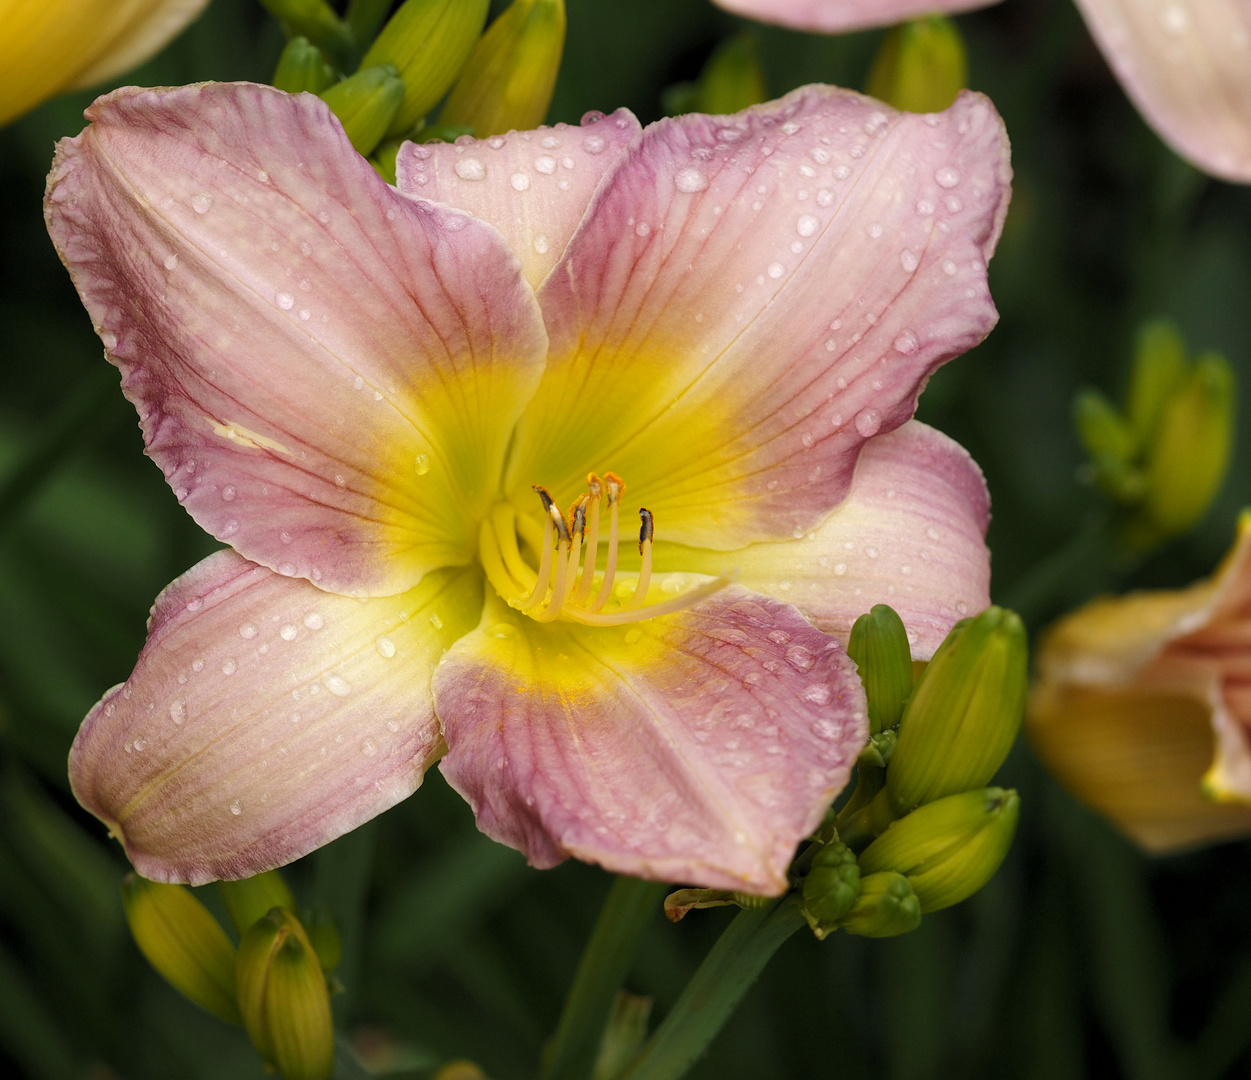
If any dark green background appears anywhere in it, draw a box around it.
[3,1,1251,1077]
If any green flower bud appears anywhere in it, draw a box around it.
[218,870,296,936]
[801,841,861,938]
[259,0,354,69]
[361,0,490,137]
[320,65,406,156]
[848,604,914,734]
[272,37,337,94]
[1138,353,1235,543]
[887,606,1027,814]
[858,728,897,768]
[121,874,240,1024]
[1126,320,1187,448]
[303,904,343,972]
[859,788,1019,913]
[237,908,334,1080]
[346,0,395,49]
[865,15,967,114]
[440,0,566,138]
[837,871,921,938]
[684,32,767,115]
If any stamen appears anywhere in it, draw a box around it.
[573,474,603,603]
[564,496,589,602]
[589,472,624,613]
[564,574,733,626]
[624,508,653,610]
[516,498,554,611]
[492,503,537,592]
[533,531,571,622]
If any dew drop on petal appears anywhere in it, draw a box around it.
[164,254,178,270]
[454,157,486,181]
[894,329,919,354]
[674,166,708,193]
[191,193,212,214]
[534,234,550,254]
[414,453,431,475]
[276,292,294,310]
[170,699,186,724]
[222,658,238,675]
[935,166,961,189]
[323,673,351,697]
[239,623,257,639]
[796,214,819,237]
[767,262,785,279]
[280,624,297,641]
[900,249,919,272]
[534,155,557,174]
[510,172,530,191]
[376,636,396,658]
[221,485,236,501]
[229,799,242,815]
[583,134,606,154]
[304,612,324,630]
[854,409,882,437]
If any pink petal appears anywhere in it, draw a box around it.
[507,86,1010,551]
[432,589,867,893]
[652,421,990,659]
[1074,0,1251,184]
[69,549,483,885]
[45,83,548,597]
[395,110,642,289]
[712,0,1001,34]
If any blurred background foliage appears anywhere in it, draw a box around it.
[3,0,1251,1077]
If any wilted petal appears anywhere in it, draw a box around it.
[396,109,642,289]
[652,421,990,659]
[0,0,209,126]
[45,83,548,596]
[509,86,1010,550]
[1073,0,1251,184]
[433,589,867,893]
[70,550,483,885]
[712,0,1001,34]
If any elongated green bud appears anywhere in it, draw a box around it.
[860,788,1019,912]
[440,0,565,137]
[802,841,861,938]
[361,0,490,137]
[838,871,921,938]
[695,32,767,115]
[1139,353,1235,542]
[320,65,405,156]
[887,607,1027,814]
[259,0,353,68]
[347,0,395,49]
[1127,320,1187,447]
[848,604,914,734]
[273,37,337,94]
[122,875,240,1024]
[1074,389,1145,503]
[218,870,296,936]
[237,908,333,1080]
[865,15,967,114]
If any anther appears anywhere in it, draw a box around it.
[574,478,602,604]
[637,508,654,553]
[533,485,570,544]
[625,508,654,610]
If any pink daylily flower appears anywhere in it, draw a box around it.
[715,0,1251,184]
[46,81,1008,892]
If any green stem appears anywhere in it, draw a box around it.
[541,875,666,1080]
[998,510,1112,626]
[619,898,806,1080]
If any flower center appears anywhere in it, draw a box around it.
[478,472,729,625]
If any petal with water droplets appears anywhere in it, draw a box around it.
[69,550,483,885]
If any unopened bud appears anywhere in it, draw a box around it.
[259,0,353,68]
[1126,321,1187,448]
[361,0,490,137]
[273,36,337,94]
[237,908,334,1080]
[320,65,405,155]
[684,32,767,115]
[887,606,1027,814]
[865,15,967,114]
[801,841,860,938]
[858,729,897,768]
[218,870,296,936]
[848,604,913,734]
[121,874,240,1024]
[860,787,1018,912]
[440,0,566,138]
[837,871,921,938]
[1139,353,1235,542]
[303,904,342,971]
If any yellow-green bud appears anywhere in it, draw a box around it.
[860,787,1018,913]
[121,874,240,1024]
[695,32,767,115]
[273,36,337,94]
[1126,320,1187,448]
[865,15,967,114]
[303,904,343,971]
[801,841,861,938]
[887,606,1027,814]
[1074,389,1145,503]
[361,0,490,137]
[320,65,406,156]
[347,0,395,49]
[237,908,334,1080]
[218,870,297,936]
[837,871,921,938]
[259,0,353,68]
[847,604,914,734]
[1139,353,1235,542]
[440,0,566,138]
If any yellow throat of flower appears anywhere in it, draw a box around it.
[478,472,729,625]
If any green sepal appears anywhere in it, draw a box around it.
[320,64,406,156]
[218,870,296,936]
[859,787,1019,913]
[272,36,337,94]
[858,729,897,768]
[837,871,921,938]
[847,603,914,735]
[865,15,967,114]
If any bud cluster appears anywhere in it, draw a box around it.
[121,869,341,1080]
[262,0,567,178]
[1075,320,1235,551]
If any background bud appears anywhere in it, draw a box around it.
[860,788,1019,912]
[272,37,337,94]
[664,32,767,116]
[258,0,353,69]
[865,15,967,114]
[887,607,1027,814]
[361,0,490,137]
[122,875,240,1024]
[838,872,921,938]
[440,0,566,138]
[1126,320,1187,448]
[320,65,406,155]
[218,870,296,936]
[847,604,914,734]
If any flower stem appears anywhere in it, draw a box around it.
[618,897,807,1080]
[541,875,666,1080]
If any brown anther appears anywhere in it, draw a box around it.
[587,472,603,498]
[638,508,654,554]
[533,485,570,543]
[603,471,625,505]
[569,495,589,538]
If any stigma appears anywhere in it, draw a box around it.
[478,472,730,626]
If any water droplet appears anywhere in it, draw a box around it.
[304,612,324,630]
[280,624,297,641]
[781,121,801,135]
[191,193,212,214]
[834,562,847,575]
[674,166,708,193]
[170,699,186,724]
[942,258,958,276]
[811,147,831,165]
[163,254,178,270]
[802,684,832,705]
[414,453,430,475]
[489,623,516,639]
[317,210,331,223]
[583,134,606,154]
[534,155,557,174]
[376,636,396,658]
[854,409,882,437]
[796,214,819,237]
[801,431,815,448]
[429,612,444,630]
[767,262,785,279]
[635,221,651,237]
[510,172,530,191]
[454,157,485,181]
[894,329,919,354]
[361,738,377,755]
[276,292,294,310]
[192,658,205,672]
[323,673,351,697]
[935,166,961,189]
[900,249,919,272]
[239,623,257,639]
[785,644,816,672]
[1160,4,1189,34]
[534,234,550,254]
[624,626,642,645]
[221,484,237,502]
[867,223,883,239]
[222,658,238,675]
